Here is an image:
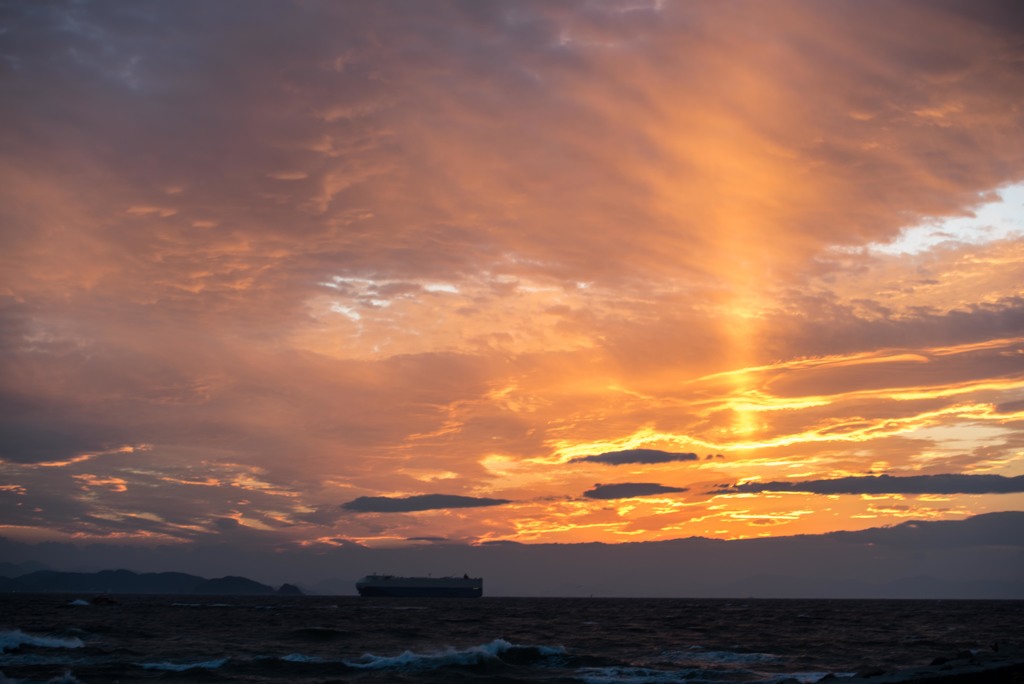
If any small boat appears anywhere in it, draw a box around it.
[355,574,483,597]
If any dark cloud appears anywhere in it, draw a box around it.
[340,494,512,513]
[996,398,1024,415]
[583,483,688,500]
[212,517,242,530]
[713,474,1024,496]
[769,290,1024,365]
[0,420,117,465]
[572,449,701,465]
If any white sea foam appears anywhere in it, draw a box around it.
[67,599,89,607]
[137,658,228,671]
[345,638,565,670]
[0,630,84,653]
[280,653,324,663]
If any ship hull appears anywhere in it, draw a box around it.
[356,585,482,598]
[355,575,483,598]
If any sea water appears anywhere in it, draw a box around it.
[0,595,1020,683]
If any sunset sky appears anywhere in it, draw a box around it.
[2,0,1023,556]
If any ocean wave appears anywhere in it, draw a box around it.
[578,650,783,683]
[0,630,84,654]
[345,638,565,670]
[659,647,781,666]
[767,673,843,684]
[279,653,324,663]
[576,666,693,683]
[137,657,229,671]
[0,654,81,668]
[0,670,84,684]
[288,627,353,641]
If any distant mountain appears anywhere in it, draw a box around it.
[0,576,27,592]
[194,575,275,595]
[0,560,50,577]
[1,512,1021,598]
[3,569,303,596]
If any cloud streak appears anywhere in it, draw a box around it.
[715,474,1024,496]
[583,483,688,500]
[341,494,512,513]
[571,449,702,466]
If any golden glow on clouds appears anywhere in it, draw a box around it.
[1,0,1022,548]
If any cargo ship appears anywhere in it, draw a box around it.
[355,574,483,597]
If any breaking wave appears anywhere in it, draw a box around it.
[137,658,229,671]
[0,630,84,654]
[345,638,565,670]
[279,653,324,663]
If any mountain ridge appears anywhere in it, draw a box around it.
[1,512,1021,598]
[0,568,304,596]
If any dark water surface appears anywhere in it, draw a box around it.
[1,595,1020,683]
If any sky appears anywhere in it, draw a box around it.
[2,0,1024,567]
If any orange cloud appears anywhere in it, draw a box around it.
[0,0,1021,548]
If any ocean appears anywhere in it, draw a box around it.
[1,595,1020,683]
